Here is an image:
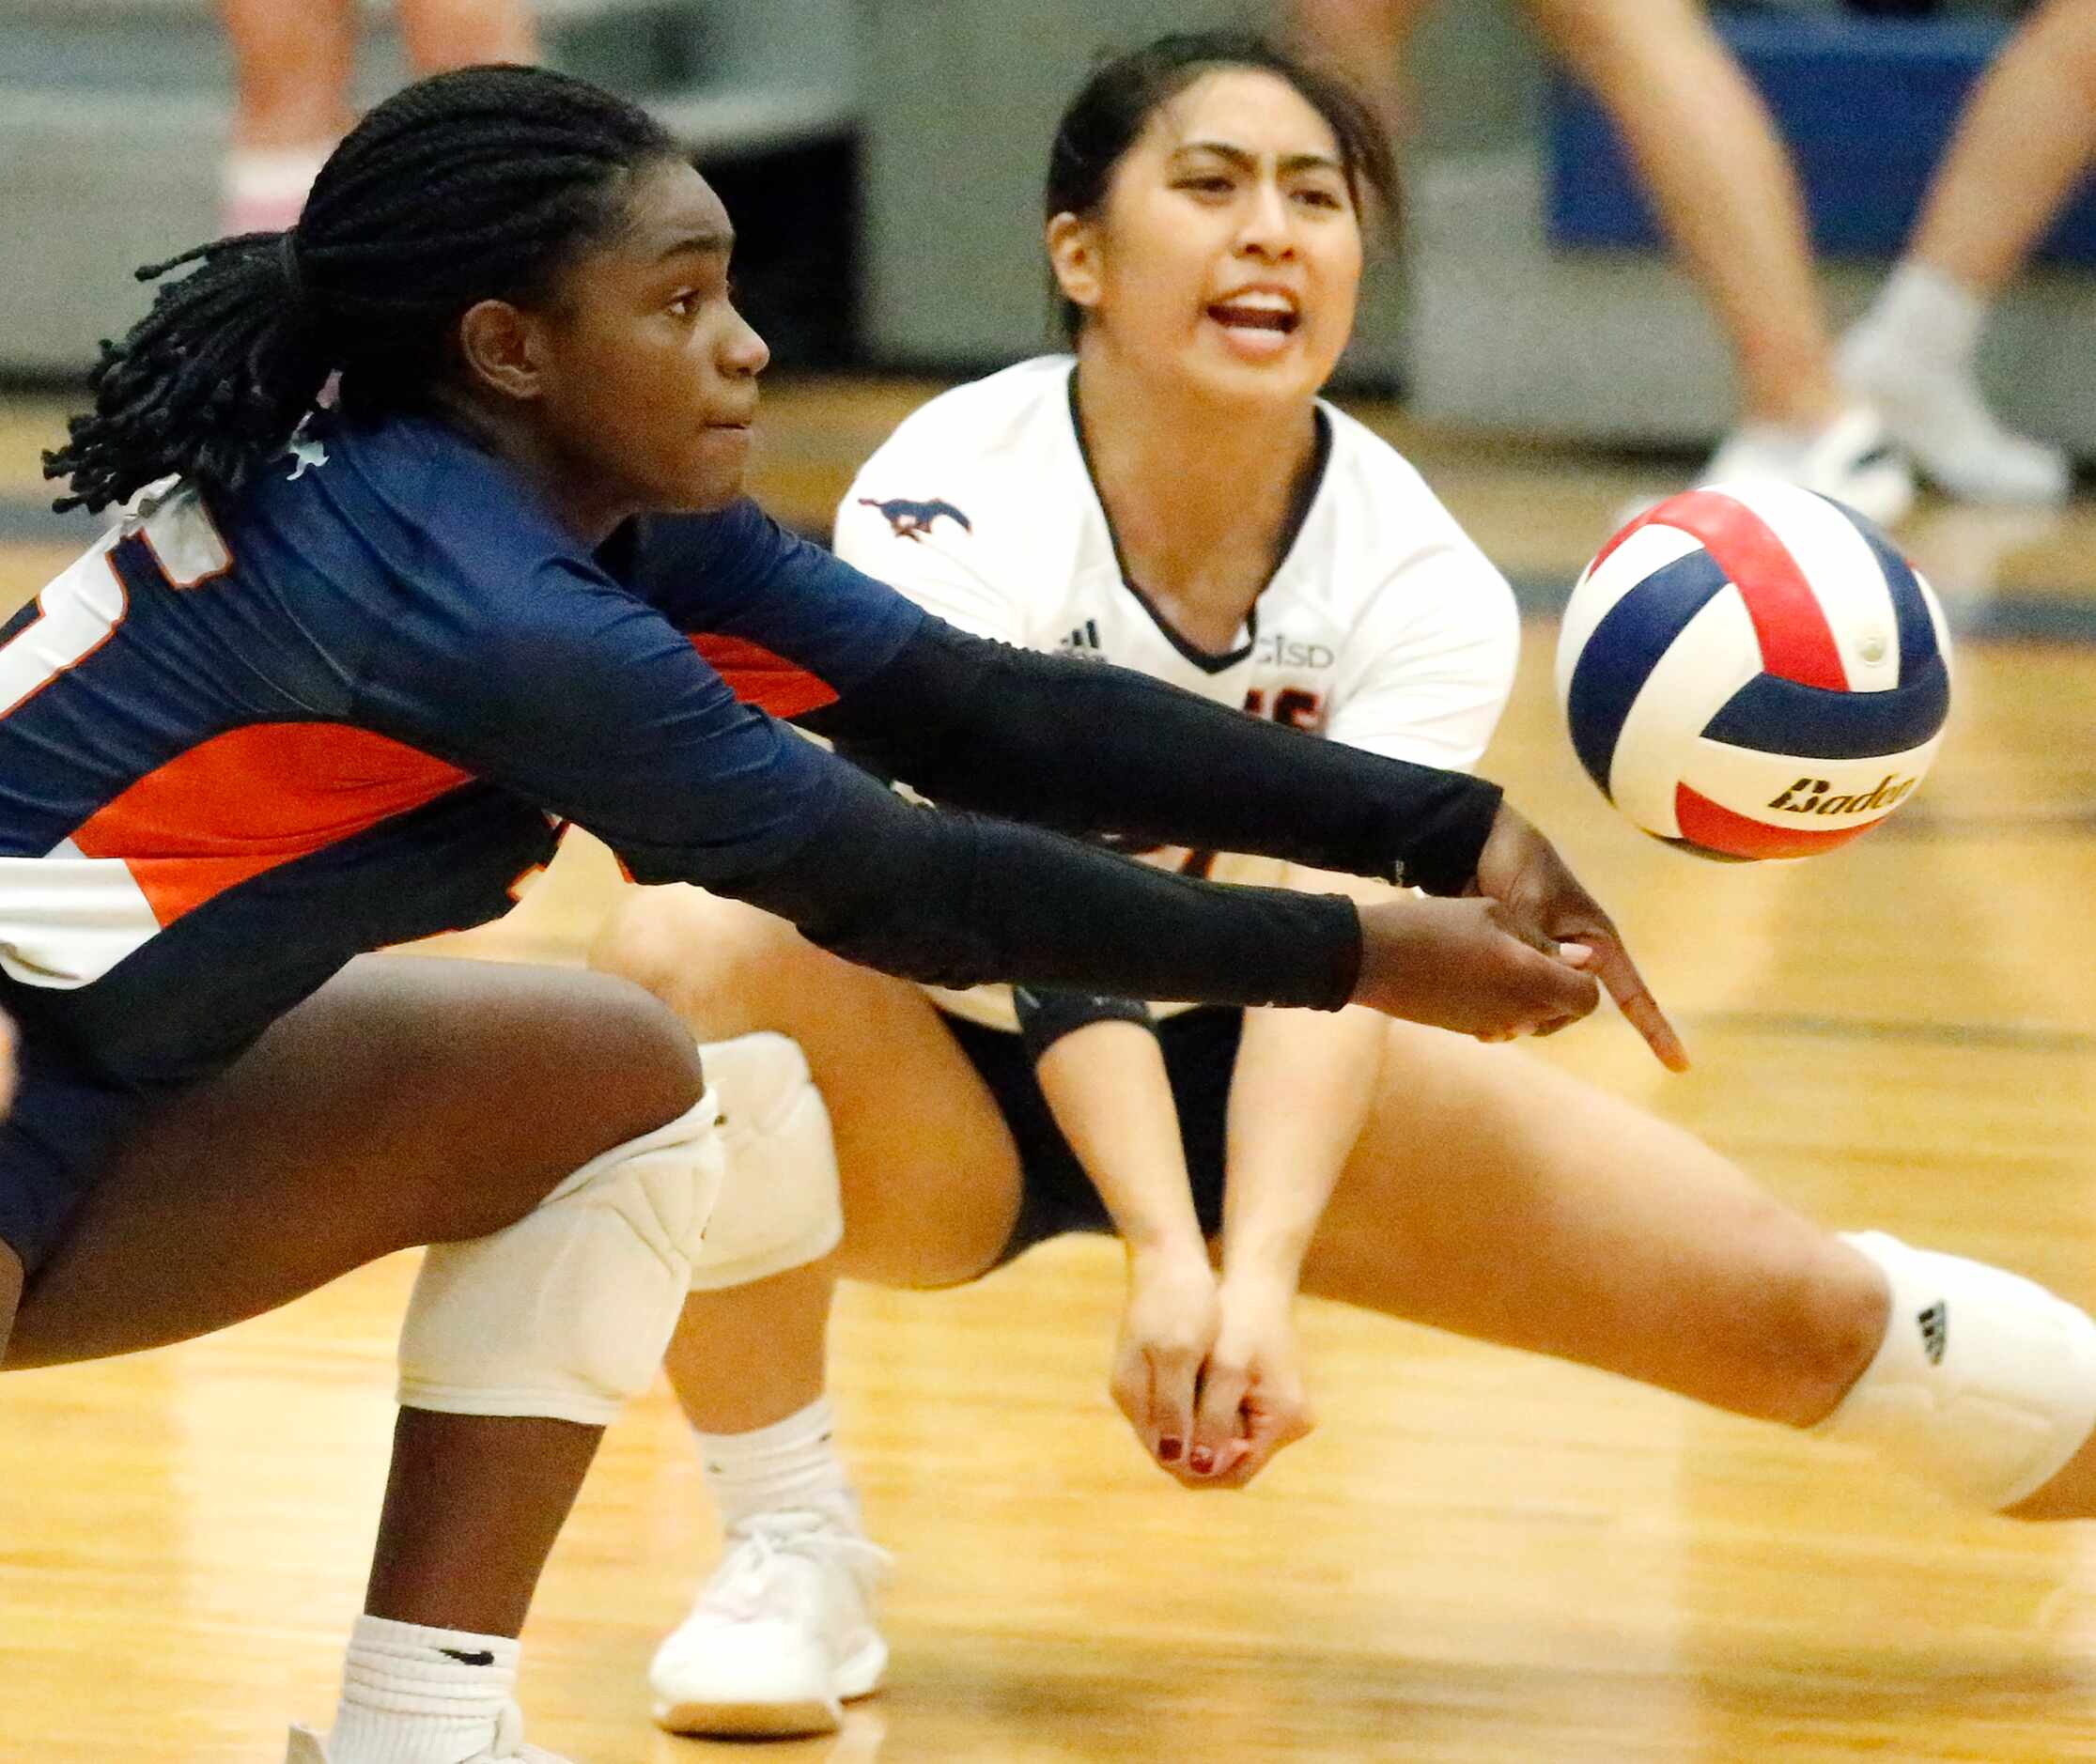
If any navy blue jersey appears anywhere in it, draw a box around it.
[0,414,922,1086]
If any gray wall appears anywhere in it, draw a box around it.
[860,0,1252,368]
[0,0,857,376]
[857,0,1544,380]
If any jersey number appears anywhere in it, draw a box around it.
[1242,686,1322,732]
[0,497,231,719]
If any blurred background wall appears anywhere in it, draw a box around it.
[4,0,2091,453]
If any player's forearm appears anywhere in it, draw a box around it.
[807,619,1503,895]
[677,756,1362,1010]
[1221,1002,1385,1288]
[1035,1019,1206,1258]
[1221,870,1393,1287]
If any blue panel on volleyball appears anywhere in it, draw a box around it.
[1701,664,1950,761]
[1545,13,2096,266]
[1563,550,1730,800]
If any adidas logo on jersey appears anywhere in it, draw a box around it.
[1059,618,1107,659]
[1917,1301,1948,1366]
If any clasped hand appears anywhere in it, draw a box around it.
[1111,1245,1313,1491]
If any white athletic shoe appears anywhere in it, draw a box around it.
[284,1703,569,1763]
[1697,404,1917,527]
[649,1508,893,1738]
[1840,322,2071,506]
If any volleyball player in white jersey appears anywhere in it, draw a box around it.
[594,32,2096,1739]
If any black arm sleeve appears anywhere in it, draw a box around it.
[1012,987,1158,1063]
[801,618,1503,897]
[693,756,1361,1012]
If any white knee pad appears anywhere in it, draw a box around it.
[397,1088,724,1428]
[684,1031,843,1292]
[1816,1230,2096,1510]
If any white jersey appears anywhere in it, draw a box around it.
[833,356,1520,1030]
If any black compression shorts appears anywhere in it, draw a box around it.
[0,1033,151,1276]
[936,1006,1244,1268]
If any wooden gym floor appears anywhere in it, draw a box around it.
[0,380,2092,1762]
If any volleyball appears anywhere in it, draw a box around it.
[1555,483,1951,860]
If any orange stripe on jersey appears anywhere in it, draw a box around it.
[691,633,838,720]
[70,722,473,926]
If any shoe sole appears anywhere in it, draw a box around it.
[652,1638,887,1739]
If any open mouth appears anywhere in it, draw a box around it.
[1205,293,1301,336]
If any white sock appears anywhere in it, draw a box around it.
[1858,260,1989,373]
[222,144,330,236]
[697,1396,856,1529]
[328,1615,520,1764]
[1843,260,2068,503]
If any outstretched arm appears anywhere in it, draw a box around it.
[808,619,1502,898]
[811,628,1685,1067]
[613,503,1501,894]
[393,558,1602,1041]
[613,504,1680,1064]
[709,754,1600,1043]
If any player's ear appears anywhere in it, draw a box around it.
[1046,211,1105,317]
[457,299,547,404]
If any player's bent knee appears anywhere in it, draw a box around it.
[397,1085,725,1428]
[693,900,842,1004]
[1732,1219,1891,1427]
[587,888,716,1011]
[578,973,710,1116]
[1816,1232,2096,1510]
[685,1032,843,1291]
[591,888,823,1030]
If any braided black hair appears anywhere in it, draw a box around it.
[46,64,679,514]
[1045,32,1399,344]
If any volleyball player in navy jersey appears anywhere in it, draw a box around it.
[0,61,1674,1764]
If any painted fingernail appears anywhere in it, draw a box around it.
[1189,1447,1215,1474]
[1158,1437,1183,1462]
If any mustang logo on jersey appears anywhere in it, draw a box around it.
[860,497,971,543]
[284,437,330,481]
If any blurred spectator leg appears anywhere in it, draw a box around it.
[396,0,540,71]
[1293,0,1426,137]
[1293,0,1914,520]
[1840,0,2095,504]
[1528,0,1912,522]
[220,0,357,234]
